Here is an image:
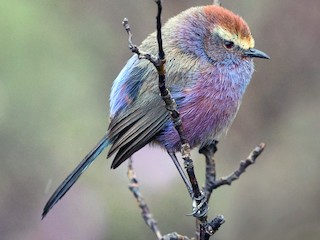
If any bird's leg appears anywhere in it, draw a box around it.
[167,151,193,197]
[168,150,208,218]
[183,155,208,218]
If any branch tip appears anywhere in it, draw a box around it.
[205,215,225,235]
[213,0,221,6]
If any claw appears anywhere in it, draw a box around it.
[187,192,209,217]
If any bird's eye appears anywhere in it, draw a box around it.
[223,40,235,49]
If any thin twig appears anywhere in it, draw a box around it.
[128,158,194,240]
[213,143,265,189]
[161,232,192,240]
[197,142,218,240]
[199,142,218,203]
[213,0,221,6]
[198,142,265,240]
[122,18,158,65]
[127,158,162,240]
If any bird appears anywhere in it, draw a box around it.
[42,4,269,218]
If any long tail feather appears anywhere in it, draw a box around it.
[42,133,110,219]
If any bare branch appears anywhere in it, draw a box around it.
[122,18,158,65]
[197,142,265,240]
[213,143,265,189]
[202,215,225,239]
[162,232,192,240]
[199,142,218,203]
[127,158,162,240]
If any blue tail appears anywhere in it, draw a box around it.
[42,133,110,219]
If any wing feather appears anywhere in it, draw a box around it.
[108,108,161,155]
[107,99,169,168]
[111,111,168,169]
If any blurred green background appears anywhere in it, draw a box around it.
[1,0,320,239]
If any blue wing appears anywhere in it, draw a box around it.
[110,55,146,117]
[107,55,171,167]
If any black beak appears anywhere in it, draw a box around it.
[243,48,270,59]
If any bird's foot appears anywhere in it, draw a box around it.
[188,191,208,218]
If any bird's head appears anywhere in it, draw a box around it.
[202,5,269,63]
[168,5,269,64]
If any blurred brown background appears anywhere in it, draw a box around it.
[1,0,319,239]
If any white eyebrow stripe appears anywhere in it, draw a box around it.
[214,26,254,50]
